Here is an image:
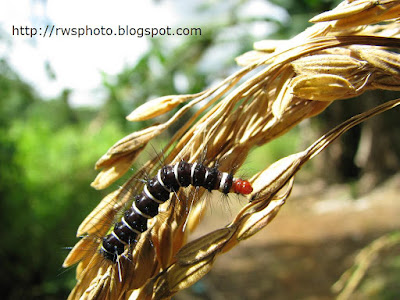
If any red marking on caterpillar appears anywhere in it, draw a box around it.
[232,178,253,195]
[100,160,253,263]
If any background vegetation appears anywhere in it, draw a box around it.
[0,0,398,299]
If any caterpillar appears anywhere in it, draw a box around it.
[100,160,253,262]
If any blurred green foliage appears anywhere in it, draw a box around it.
[0,59,137,299]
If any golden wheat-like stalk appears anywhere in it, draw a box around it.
[64,1,400,299]
[332,231,400,300]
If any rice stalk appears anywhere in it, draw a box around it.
[64,1,400,299]
[332,231,400,300]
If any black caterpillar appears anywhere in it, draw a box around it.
[100,160,253,262]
